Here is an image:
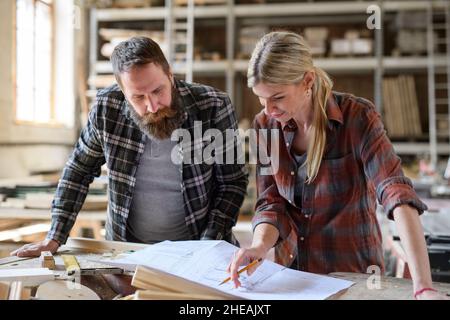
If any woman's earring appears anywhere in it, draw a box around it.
[307,88,311,97]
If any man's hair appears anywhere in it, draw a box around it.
[111,36,171,84]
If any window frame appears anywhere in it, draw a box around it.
[13,0,61,128]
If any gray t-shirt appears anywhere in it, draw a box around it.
[293,152,307,209]
[126,137,191,244]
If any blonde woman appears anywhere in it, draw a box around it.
[227,31,447,300]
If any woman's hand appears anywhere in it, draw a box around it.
[226,246,268,288]
[415,288,450,300]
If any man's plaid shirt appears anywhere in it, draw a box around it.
[47,80,248,245]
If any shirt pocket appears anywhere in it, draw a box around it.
[315,152,360,198]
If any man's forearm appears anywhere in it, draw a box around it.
[393,204,433,291]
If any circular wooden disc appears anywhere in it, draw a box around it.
[36,280,101,300]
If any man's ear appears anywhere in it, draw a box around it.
[168,68,175,85]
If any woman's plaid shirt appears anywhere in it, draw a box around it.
[252,92,427,274]
[46,80,248,245]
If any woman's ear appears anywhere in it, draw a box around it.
[303,71,316,89]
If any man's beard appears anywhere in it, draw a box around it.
[128,87,184,140]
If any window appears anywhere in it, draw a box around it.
[15,0,54,124]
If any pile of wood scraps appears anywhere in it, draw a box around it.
[99,28,166,57]
[382,75,423,138]
[0,174,107,210]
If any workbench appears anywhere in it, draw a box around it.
[1,238,450,300]
[0,207,106,240]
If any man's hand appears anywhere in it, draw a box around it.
[10,239,60,257]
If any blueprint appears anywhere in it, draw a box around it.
[92,240,353,300]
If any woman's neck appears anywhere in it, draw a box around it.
[293,98,313,131]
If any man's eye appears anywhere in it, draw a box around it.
[135,96,144,100]
[273,96,284,101]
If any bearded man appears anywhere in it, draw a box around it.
[12,37,248,257]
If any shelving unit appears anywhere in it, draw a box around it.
[87,0,450,164]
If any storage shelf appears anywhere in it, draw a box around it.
[96,5,229,22]
[95,56,449,75]
[95,1,446,22]
[90,0,450,163]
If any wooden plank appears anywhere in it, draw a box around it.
[0,255,34,267]
[0,281,9,300]
[40,251,56,270]
[8,281,23,300]
[386,78,400,137]
[63,237,149,254]
[132,265,237,300]
[24,193,107,211]
[134,289,223,300]
[408,75,422,135]
[0,268,55,287]
[402,76,412,136]
[382,78,394,136]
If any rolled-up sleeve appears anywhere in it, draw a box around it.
[357,101,428,220]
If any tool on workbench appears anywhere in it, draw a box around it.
[61,255,81,276]
[40,251,56,270]
[60,254,123,276]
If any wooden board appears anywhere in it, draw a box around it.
[36,280,100,300]
[0,268,55,287]
[63,237,148,254]
[132,265,237,300]
[134,289,222,300]
[0,281,9,300]
[24,193,107,211]
[0,255,34,267]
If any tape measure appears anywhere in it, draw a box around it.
[59,254,123,276]
[61,255,80,275]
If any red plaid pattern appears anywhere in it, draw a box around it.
[252,92,427,274]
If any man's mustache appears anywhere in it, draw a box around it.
[141,105,178,124]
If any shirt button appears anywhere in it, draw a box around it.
[300,237,305,241]
[289,254,294,259]
[290,171,295,175]
[288,200,292,204]
[305,214,310,219]
[286,142,290,147]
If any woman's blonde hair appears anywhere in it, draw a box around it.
[248,31,333,183]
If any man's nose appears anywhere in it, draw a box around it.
[145,97,159,113]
